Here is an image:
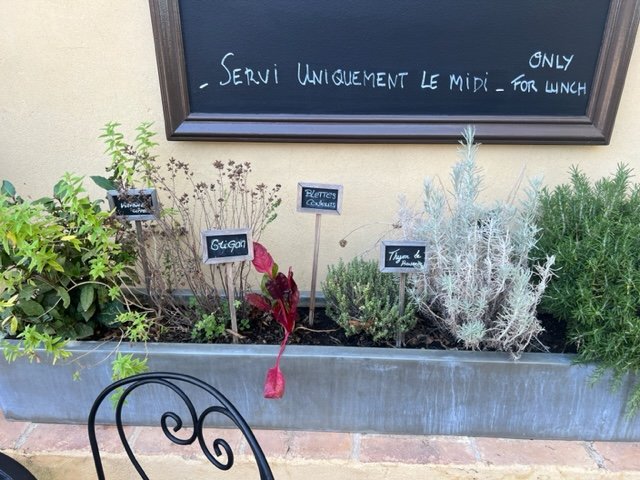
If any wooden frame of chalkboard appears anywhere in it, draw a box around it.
[297,182,343,215]
[380,240,428,273]
[107,188,159,221]
[201,227,254,265]
[149,0,639,145]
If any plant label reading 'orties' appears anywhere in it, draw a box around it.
[297,182,343,215]
[201,228,254,265]
[380,240,428,273]
[107,189,159,221]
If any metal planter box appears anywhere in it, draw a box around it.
[0,341,639,441]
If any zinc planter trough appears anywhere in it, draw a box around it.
[0,341,638,441]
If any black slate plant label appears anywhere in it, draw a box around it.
[107,189,159,221]
[201,228,253,265]
[297,182,343,215]
[380,240,428,273]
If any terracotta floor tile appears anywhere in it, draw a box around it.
[288,431,352,460]
[359,434,475,465]
[90,424,139,454]
[249,429,291,458]
[475,437,596,468]
[593,442,640,472]
[20,423,89,453]
[0,411,30,449]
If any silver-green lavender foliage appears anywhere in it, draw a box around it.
[323,258,416,343]
[398,126,554,357]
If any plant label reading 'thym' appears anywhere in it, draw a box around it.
[107,189,159,221]
[380,240,428,273]
[297,182,343,215]
[201,228,254,265]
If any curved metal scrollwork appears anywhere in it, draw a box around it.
[87,372,274,480]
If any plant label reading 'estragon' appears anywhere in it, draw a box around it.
[107,189,159,221]
[297,182,343,215]
[201,228,254,265]
[380,240,428,273]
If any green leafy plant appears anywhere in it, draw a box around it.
[0,175,136,348]
[191,312,227,342]
[535,164,640,416]
[119,311,153,343]
[97,121,157,190]
[397,126,555,358]
[2,325,71,365]
[323,257,416,344]
[109,351,149,408]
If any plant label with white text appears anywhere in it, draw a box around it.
[107,189,159,221]
[297,182,343,215]
[201,228,253,265]
[380,240,428,273]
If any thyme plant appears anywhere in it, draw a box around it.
[323,257,417,343]
[398,126,554,357]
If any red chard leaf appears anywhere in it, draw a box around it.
[246,293,271,312]
[252,242,275,275]
[263,365,285,399]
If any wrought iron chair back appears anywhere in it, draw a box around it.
[87,372,274,480]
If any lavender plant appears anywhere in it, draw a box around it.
[398,126,554,357]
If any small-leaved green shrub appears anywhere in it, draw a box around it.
[535,164,640,415]
[398,126,554,357]
[0,175,153,389]
[323,257,417,343]
[0,175,136,350]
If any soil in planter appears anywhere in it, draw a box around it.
[129,306,575,354]
[75,303,576,355]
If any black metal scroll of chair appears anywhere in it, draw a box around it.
[87,372,274,480]
[0,452,37,480]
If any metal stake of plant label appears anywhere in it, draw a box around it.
[225,263,239,343]
[308,214,322,326]
[134,221,151,294]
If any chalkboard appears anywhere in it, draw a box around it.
[201,228,253,265]
[297,183,343,215]
[107,189,159,221]
[380,241,428,273]
[149,0,639,144]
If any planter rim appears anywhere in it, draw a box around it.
[50,339,578,366]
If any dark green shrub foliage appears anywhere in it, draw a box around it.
[323,258,416,343]
[536,165,640,415]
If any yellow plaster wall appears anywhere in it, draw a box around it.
[1,1,639,289]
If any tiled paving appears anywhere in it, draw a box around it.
[1,411,640,478]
